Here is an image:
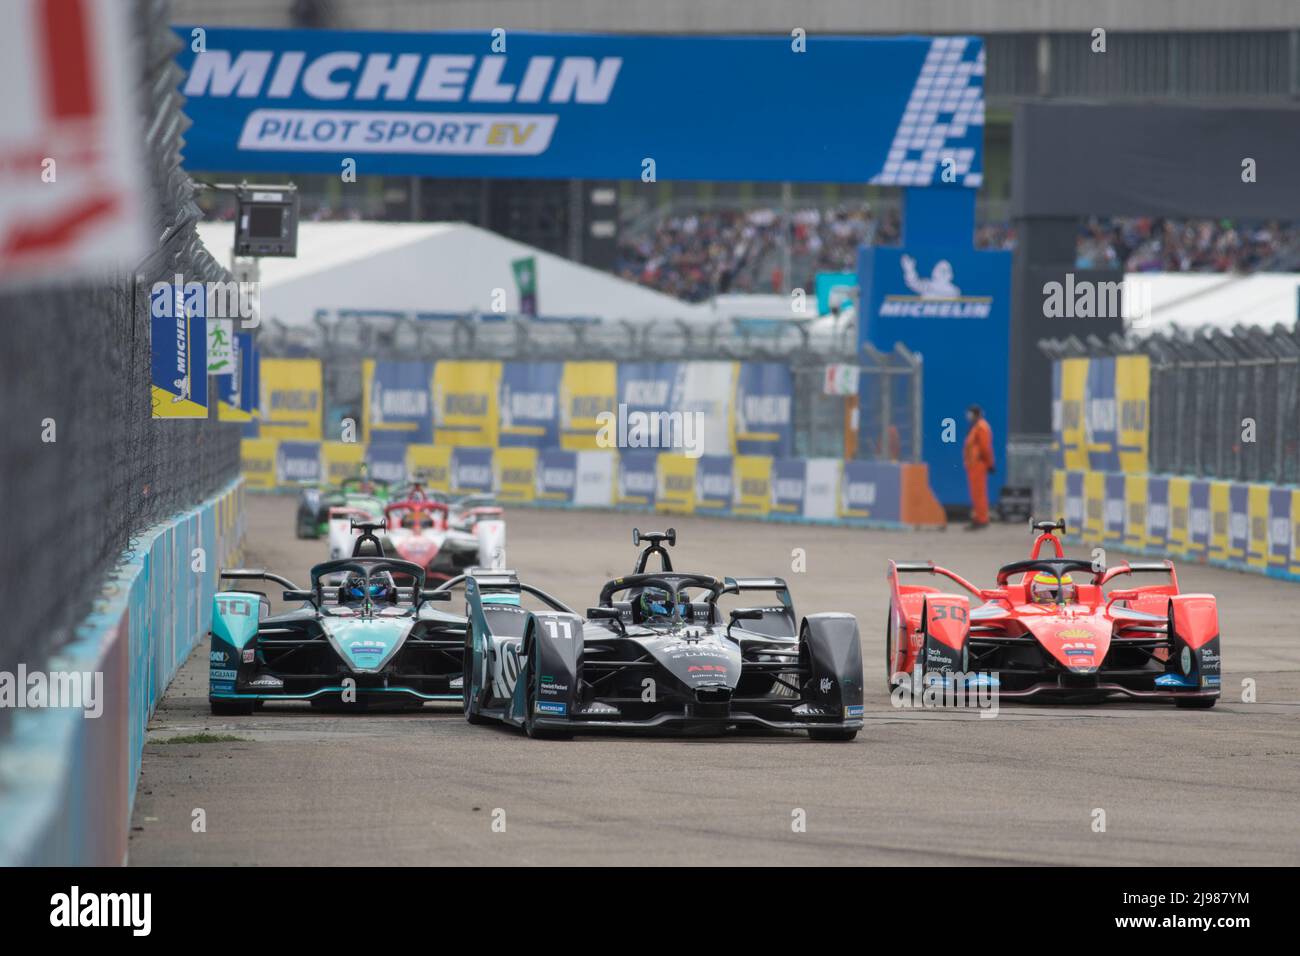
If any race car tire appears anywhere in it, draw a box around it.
[462,639,492,725]
[885,606,903,691]
[808,727,858,742]
[523,638,572,740]
[210,699,254,716]
[1175,696,1217,709]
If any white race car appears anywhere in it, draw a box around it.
[380,497,506,582]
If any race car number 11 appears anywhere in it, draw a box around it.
[544,620,574,640]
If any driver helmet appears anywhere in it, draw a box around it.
[638,587,689,623]
[1031,571,1075,604]
[344,572,394,603]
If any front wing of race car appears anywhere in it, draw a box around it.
[208,578,465,712]
[512,612,865,738]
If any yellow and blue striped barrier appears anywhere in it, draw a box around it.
[1054,469,1299,580]
[243,439,947,529]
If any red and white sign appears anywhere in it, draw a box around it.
[0,0,148,285]
[823,363,860,396]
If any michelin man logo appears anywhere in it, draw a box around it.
[870,37,984,188]
[902,254,960,299]
[879,255,991,318]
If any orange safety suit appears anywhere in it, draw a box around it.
[963,417,995,525]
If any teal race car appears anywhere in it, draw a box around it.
[209,549,466,714]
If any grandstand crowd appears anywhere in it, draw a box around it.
[615,206,1299,301]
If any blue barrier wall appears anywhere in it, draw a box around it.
[0,480,244,866]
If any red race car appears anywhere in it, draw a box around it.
[886,519,1221,707]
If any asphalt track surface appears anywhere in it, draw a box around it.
[130,495,1300,865]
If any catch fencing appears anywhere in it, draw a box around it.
[0,0,240,719]
[1041,324,1300,485]
[257,312,923,464]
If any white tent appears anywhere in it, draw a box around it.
[1126,272,1300,335]
[196,220,711,326]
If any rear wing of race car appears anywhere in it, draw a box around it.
[718,577,796,637]
[1099,560,1180,614]
[888,560,983,598]
[220,568,301,591]
[442,568,574,614]
[1099,559,1179,589]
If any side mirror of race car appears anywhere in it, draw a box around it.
[588,607,621,620]
[729,608,765,622]
[283,589,315,603]
[1106,588,1140,609]
[420,590,452,602]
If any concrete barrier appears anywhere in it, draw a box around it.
[0,480,244,865]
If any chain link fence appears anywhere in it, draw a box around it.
[1040,323,1300,485]
[1146,326,1300,484]
[0,0,240,716]
[260,312,922,462]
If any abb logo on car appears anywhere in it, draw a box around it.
[0,0,147,284]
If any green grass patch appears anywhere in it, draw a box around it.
[159,733,248,744]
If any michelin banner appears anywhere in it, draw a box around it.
[240,438,276,490]
[218,331,259,423]
[559,361,616,450]
[500,361,561,448]
[859,244,1012,507]
[321,441,364,484]
[434,361,500,447]
[618,451,658,508]
[407,444,451,491]
[276,440,321,485]
[770,459,806,517]
[240,440,945,527]
[496,447,538,503]
[366,442,408,485]
[1051,356,1149,475]
[734,363,794,458]
[694,456,733,515]
[1054,357,1088,471]
[452,446,494,493]
[176,30,984,185]
[150,280,208,419]
[536,448,577,504]
[363,359,433,444]
[260,358,322,439]
[1085,358,1119,473]
[839,460,902,524]
[1057,468,1300,582]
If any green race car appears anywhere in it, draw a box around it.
[295,475,392,539]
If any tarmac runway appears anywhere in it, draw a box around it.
[129,495,1300,865]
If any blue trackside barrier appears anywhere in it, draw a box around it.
[0,480,244,866]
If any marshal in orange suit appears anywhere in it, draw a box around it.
[963,404,995,529]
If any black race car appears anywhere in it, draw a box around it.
[460,529,865,740]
